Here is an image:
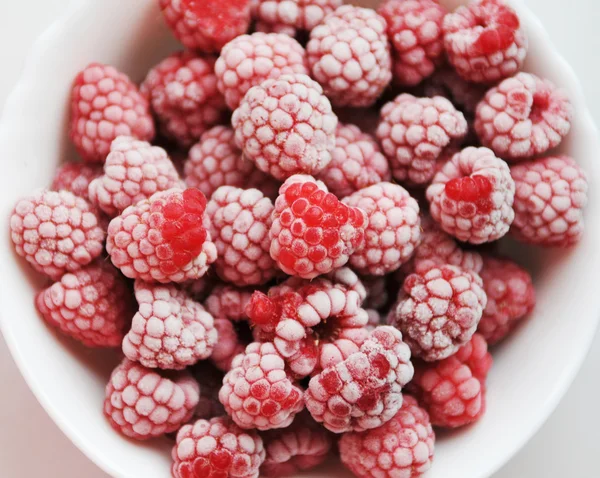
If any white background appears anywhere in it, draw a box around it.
[1,1,599,477]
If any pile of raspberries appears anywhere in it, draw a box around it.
[10,0,588,477]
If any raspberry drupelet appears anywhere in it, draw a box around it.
[106,188,217,283]
[339,395,435,478]
[251,0,343,36]
[307,5,392,107]
[443,0,528,84]
[326,266,368,304]
[475,73,573,160]
[376,94,468,186]
[51,162,103,203]
[426,146,515,244]
[510,155,588,247]
[104,358,200,440]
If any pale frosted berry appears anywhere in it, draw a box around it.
[475,73,573,160]
[10,189,105,280]
[51,162,103,202]
[443,0,527,84]
[104,359,199,440]
[452,332,493,382]
[426,146,515,244]
[191,361,226,419]
[339,395,435,478]
[510,155,588,247]
[215,32,308,110]
[424,66,487,117]
[205,284,255,322]
[251,0,343,35]
[376,94,468,186]
[343,182,421,276]
[232,73,337,180]
[325,266,367,304]
[366,309,383,331]
[107,188,217,283]
[307,5,392,107]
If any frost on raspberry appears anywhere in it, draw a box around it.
[106,188,217,283]
[232,73,337,181]
[251,0,343,35]
[205,283,255,322]
[426,146,515,244]
[104,358,199,440]
[51,162,103,203]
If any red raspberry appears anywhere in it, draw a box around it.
[426,146,515,244]
[378,0,446,87]
[318,123,391,198]
[10,189,105,280]
[69,63,154,163]
[172,416,265,478]
[343,182,421,276]
[270,175,367,278]
[307,5,392,107]
[305,326,414,433]
[251,0,343,35]
[191,361,226,419]
[325,266,367,304]
[205,284,255,322]
[219,342,305,430]
[104,358,199,440]
[376,94,468,186]
[51,162,103,202]
[339,395,435,478]
[106,188,217,283]
[159,0,251,53]
[232,73,337,180]
[424,66,487,117]
[215,32,308,110]
[510,155,588,247]
[475,73,573,160]
[443,0,527,84]
[390,265,487,361]
[211,318,248,372]
[454,333,493,381]
[35,261,133,347]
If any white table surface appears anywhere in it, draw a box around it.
[1,1,599,477]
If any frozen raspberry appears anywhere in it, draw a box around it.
[305,326,414,433]
[191,361,226,419]
[307,5,392,107]
[475,73,573,160]
[376,94,468,186]
[390,265,487,361]
[426,146,515,244]
[443,0,527,84]
[69,63,154,163]
[215,33,308,110]
[211,318,248,372]
[107,188,217,283]
[424,66,487,117]
[510,155,588,247]
[104,359,199,440]
[172,416,265,478]
[378,0,446,87]
[318,123,391,198]
[343,182,421,276]
[251,0,342,35]
[325,266,367,304]
[205,284,255,322]
[232,73,337,180]
[159,0,251,53]
[270,175,367,278]
[339,395,435,478]
[141,51,227,148]
[454,333,493,380]
[51,162,103,202]
[366,309,383,331]
[10,189,105,280]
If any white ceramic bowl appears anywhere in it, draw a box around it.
[1,1,599,477]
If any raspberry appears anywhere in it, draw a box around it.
[510,155,588,247]
[51,162,103,202]
[172,417,265,478]
[454,333,493,380]
[426,146,515,244]
[251,0,343,35]
[474,73,573,160]
[305,326,414,433]
[106,188,217,283]
[307,5,392,107]
[104,359,199,440]
[69,63,154,163]
[443,0,527,84]
[325,266,367,304]
[205,284,255,322]
[211,318,249,372]
[141,52,227,148]
[191,361,226,419]
[378,0,446,87]
[390,265,487,361]
[215,32,308,110]
[318,123,391,198]
[343,182,421,276]
[35,261,133,347]
[366,309,383,330]
[159,0,251,53]
[339,395,435,478]
[10,189,105,280]
[219,342,305,430]
[376,94,468,186]
[269,175,367,279]
[424,66,487,117]
[88,136,181,217]
[232,73,337,180]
